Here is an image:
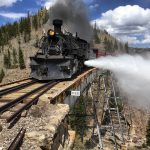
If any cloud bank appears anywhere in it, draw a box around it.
[0,0,22,7]
[92,5,150,47]
[0,12,26,19]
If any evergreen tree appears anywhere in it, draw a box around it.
[18,36,21,46]
[125,42,129,53]
[13,48,18,65]
[22,12,31,43]
[114,40,118,50]
[94,31,101,44]
[104,37,108,50]
[43,8,49,24]
[104,37,112,52]
[19,18,24,35]
[119,42,123,51]
[4,50,11,69]
[18,47,25,69]
[146,117,150,146]
[8,49,11,67]
[0,69,5,83]
[24,17,31,43]
[108,40,112,52]
[34,35,39,47]
[4,54,8,68]
[33,15,38,31]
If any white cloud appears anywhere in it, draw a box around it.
[142,35,150,44]
[89,3,99,9]
[37,0,94,9]
[0,0,22,7]
[0,12,27,19]
[44,0,56,9]
[118,35,140,44]
[92,5,150,47]
[36,0,57,9]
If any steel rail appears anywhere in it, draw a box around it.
[7,128,26,150]
[7,81,58,123]
[0,81,53,113]
[0,80,36,97]
[0,78,30,88]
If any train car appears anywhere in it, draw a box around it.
[93,48,106,58]
[30,19,93,80]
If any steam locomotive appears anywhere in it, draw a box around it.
[30,19,95,80]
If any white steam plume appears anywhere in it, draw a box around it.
[85,54,150,108]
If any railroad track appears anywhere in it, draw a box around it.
[0,78,30,88]
[0,79,58,150]
[7,128,26,150]
[0,80,58,125]
[0,80,37,97]
[0,68,98,150]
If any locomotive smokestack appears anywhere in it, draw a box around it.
[53,19,63,33]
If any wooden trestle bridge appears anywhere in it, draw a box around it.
[0,68,131,150]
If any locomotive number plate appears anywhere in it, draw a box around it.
[71,91,81,97]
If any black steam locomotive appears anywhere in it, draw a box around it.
[30,19,93,80]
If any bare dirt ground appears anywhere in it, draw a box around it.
[0,68,30,86]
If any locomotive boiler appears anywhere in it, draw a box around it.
[30,19,92,80]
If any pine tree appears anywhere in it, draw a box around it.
[125,42,129,53]
[104,37,108,50]
[94,31,101,44]
[18,47,25,69]
[119,42,123,51]
[33,15,38,31]
[34,35,39,47]
[13,48,18,65]
[7,49,11,68]
[146,117,150,146]
[43,8,49,24]
[108,40,112,52]
[23,12,31,42]
[104,37,112,52]
[4,51,11,69]
[114,40,118,50]
[4,54,8,68]
[0,69,5,83]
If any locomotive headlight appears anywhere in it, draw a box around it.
[49,30,55,36]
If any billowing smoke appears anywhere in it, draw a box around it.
[48,0,92,41]
[85,54,150,108]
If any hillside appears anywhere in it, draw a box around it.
[0,8,49,84]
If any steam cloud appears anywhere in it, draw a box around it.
[48,0,92,41]
[85,54,150,108]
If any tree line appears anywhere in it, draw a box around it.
[0,45,25,83]
[0,7,49,52]
[103,37,129,53]
[4,47,25,70]
[94,28,129,53]
[0,7,49,83]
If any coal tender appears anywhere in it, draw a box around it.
[30,19,91,80]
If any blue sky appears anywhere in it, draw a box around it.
[0,0,150,48]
